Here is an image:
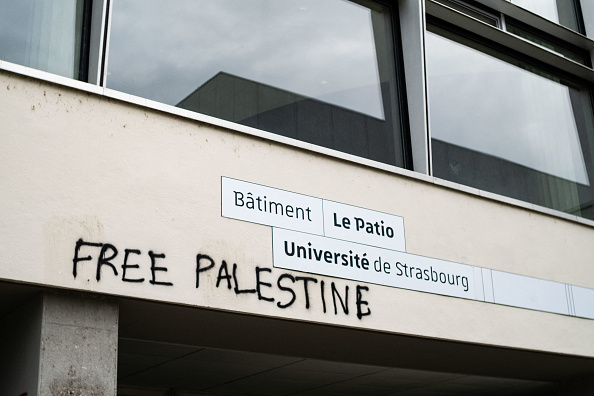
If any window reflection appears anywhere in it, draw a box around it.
[426,25,594,219]
[505,19,587,65]
[509,0,581,32]
[0,0,86,79]
[106,0,405,167]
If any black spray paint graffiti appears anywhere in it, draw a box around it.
[72,239,371,320]
[196,254,370,319]
[72,239,173,286]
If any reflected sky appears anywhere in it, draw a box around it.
[0,0,80,78]
[509,0,579,31]
[106,0,386,119]
[510,0,559,23]
[0,1,33,64]
[426,31,589,185]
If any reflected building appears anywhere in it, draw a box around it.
[433,139,594,218]
[426,24,594,220]
[177,72,400,166]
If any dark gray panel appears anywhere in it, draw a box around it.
[257,85,298,138]
[297,99,334,148]
[332,107,368,158]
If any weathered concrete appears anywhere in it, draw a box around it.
[38,292,118,396]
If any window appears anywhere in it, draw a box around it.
[504,17,589,65]
[105,0,409,167]
[432,0,589,65]
[3,0,594,222]
[426,22,594,220]
[433,0,500,27]
[0,0,91,80]
[508,0,583,32]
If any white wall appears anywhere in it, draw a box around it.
[1,69,593,358]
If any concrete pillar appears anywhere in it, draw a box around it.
[38,292,118,396]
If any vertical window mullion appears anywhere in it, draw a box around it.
[77,0,93,82]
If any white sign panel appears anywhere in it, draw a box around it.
[222,177,324,235]
[323,200,405,251]
[223,178,594,319]
[273,228,478,300]
[490,270,569,315]
[572,286,594,319]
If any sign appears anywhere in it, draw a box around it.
[221,177,324,235]
[323,200,405,251]
[222,177,406,251]
[221,177,594,319]
[273,228,477,300]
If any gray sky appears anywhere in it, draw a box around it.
[106,0,387,119]
[510,0,559,23]
[426,31,589,185]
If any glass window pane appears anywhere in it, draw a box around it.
[426,25,594,220]
[106,0,405,167]
[505,19,587,64]
[509,0,580,32]
[0,0,85,79]
[434,0,499,27]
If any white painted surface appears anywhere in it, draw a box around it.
[1,70,594,358]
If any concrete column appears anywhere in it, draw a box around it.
[38,292,118,396]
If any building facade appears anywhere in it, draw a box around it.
[1,0,594,394]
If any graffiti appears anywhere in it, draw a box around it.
[73,239,173,286]
[73,239,371,320]
[196,254,371,319]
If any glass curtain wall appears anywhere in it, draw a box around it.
[504,19,588,64]
[0,0,87,79]
[426,23,594,220]
[509,0,582,32]
[105,0,407,167]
